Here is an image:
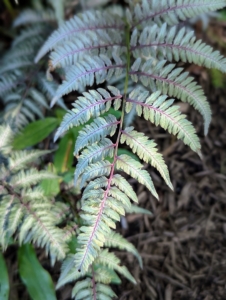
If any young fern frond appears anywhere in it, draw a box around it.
[37,0,226,297]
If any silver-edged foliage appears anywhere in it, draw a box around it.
[0,9,65,127]
[0,125,68,264]
[33,0,226,298]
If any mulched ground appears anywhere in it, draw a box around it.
[2,13,226,300]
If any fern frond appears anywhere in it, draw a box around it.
[0,173,68,262]
[74,175,134,272]
[0,74,22,97]
[37,73,66,109]
[49,32,125,71]
[126,90,201,153]
[95,250,136,284]
[35,10,125,62]
[121,127,173,189]
[0,125,13,151]
[131,23,226,73]
[41,1,226,296]
[56,255,86,289]
[75,115,120,154]
[54,87,122,141]
[72,278,116,300]
[11,169,58,188]
[116,154,158,199]
[74,138,115,184]
[130,59,211,135]
[13,9,56,27]
[83,177,108,194]
[80,161,112,188]
[0,130,68,262]
[0,59,33,76]
[8,150,51,172]
[57,250,133,293]
[12,25,52,49]
[104,230,142,268]
[111,174,138,203]
[51,55,125,104]
[130,0,226,29]
[126,204,152,216]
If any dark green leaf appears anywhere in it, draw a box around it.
[18,244,57,300]
[101,108,122,120]
[13,118,58,150]
[107,148,139,163]
[68,236,78,254]
[117,148,140,161]
[54,132,74,173]
[0,252,9,300]
[54,108,67,122]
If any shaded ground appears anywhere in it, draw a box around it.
[2,13,226,300]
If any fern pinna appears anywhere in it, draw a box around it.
[36,0,226,298]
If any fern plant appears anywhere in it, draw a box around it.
[0,124,69,264]
[34,0,226,297]
[0,2,67,127]
[0,123,139,297]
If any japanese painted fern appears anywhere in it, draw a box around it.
[0,5,65,127]
[0,125,68,264]
[35,0,226,298]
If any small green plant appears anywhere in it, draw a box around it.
[1,0,226,299]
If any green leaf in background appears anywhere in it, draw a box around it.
[68,236,78,254]
[13,118,59,150]
[0,252,9,300]
[117,148,140,161]
[54,132,74,173]
[40,163,60,196]
[18,244,57,300]
[62,171,74,183]
[53,107,122,172]
[54,108,67,122]
[210,68,225,88]
[102,107,122,120]
[107,148,140,163]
